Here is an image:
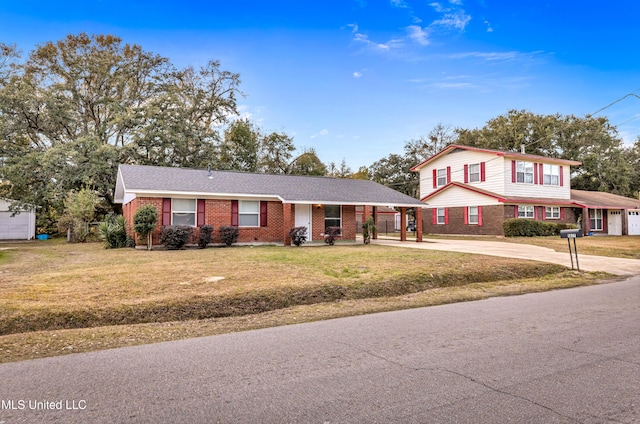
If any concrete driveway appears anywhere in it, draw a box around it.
[373,238,640,276]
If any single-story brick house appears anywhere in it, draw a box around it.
[115,164,425,246]
[571,189,640,235]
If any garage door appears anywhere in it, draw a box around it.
[0,210,32,240]
[629,210,640,236]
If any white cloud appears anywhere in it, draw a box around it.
[310,129,329,138]
[390,0,408,7]
[353,31,404,51]
[406,25,430,46]
[484,20,494,32]
[353,71,363,78]
[432,10,471,30]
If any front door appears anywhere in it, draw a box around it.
[608,210,622,235]
[294,204,312,241]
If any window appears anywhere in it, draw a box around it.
[172,199,196,226]
[239,201,260,227]
[468,164,480,183]
[543,164,560,186]
[516,161,534,184]
[437,208,446,224]
[468,206,479,224]
[545,207,560,219]
[589,209,603,231]
[518,205,534,218]
[325,205,342,231]
[437,168,448,186]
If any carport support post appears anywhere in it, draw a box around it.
[372,206,378,240]
[400,207,407,241]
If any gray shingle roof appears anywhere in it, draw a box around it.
[115,164,425,207]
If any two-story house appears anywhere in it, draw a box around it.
[410,144,640,236]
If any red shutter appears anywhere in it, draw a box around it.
[432,208,437,225]
[533,163,538,185]
[541,206,546,221]
[446,166,451,184]
[480,162,486,182]
[444,208,449,224]
[560,208,565,220]
[464,164,469,183]
[197,199,206,226]
[514,205,519,217]
[260,201,268,227]
[432,169,437,188]
[463,207,468,224]
[511,161,516,183]
[539,164,544,185]
[231,200,239,226]
[162,198,171,226]
[478,206,483,226]
[534,206,538,220]
[559,166,564,186]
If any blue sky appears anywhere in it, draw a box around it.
[2,1,640,169]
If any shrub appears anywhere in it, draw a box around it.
[58,188,98,243]
[362,217,377,244]
[503,219,562,237]
[133,205,158,250]
[160,226,193,250]
[198,225,214,249]
[324,226,341,246]
[99,214,128,249]
[219,226,239,247]
[289,227,307,247]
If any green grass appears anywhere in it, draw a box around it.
[0,239,612,363]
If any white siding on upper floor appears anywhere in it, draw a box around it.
[424,186,501,208]
[502,159,572,199]
[418,149,505,199]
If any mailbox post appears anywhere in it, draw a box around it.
[560,229,583,271]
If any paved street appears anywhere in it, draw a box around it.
[2,276,639,423]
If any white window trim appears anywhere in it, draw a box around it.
[172,198,196,226]
[324,205,342,231]
[239,200,260,227]
[516,161,534,184]
[590,209,603,231]
[468,206,479,224]
[468,164,480,183]
[518,205,535,219]
[436,208,446,224]
[543,164,560,186]
[436,168,447,187]
[545,206,560,220]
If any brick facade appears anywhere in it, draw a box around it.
[123,197,357,246]
[422,205,577,236]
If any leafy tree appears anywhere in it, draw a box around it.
[0,33,242,225]
[327,159,352,178]
[259,131,295,173]
[218,118,260,171]
[404,122,456,163]
[455,110,635,197]
[133,204,158,250]
[369,153,418,198]
[288,148,327,176]
[58,188,98,242]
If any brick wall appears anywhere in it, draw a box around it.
[422,205,577,236]
[122,198,356,245]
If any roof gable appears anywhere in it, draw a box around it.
[115,164,425,208]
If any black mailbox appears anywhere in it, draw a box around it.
[560,229,583,239]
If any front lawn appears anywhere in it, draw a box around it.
[0,239,606,362]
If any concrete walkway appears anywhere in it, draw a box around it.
[373,238,640,276]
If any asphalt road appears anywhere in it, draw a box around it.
[2,276,639,424]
